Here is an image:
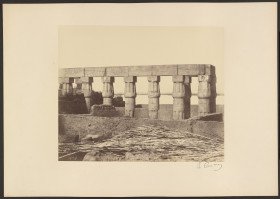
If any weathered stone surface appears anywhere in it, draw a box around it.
[59,68,84,77]
[147,75,160,82]
[60,64,214,77]
[124,83,136,98]
[82,85,92,113]
[172,76,186,120]
[147,76,160,119]
[106,66,129,77]
[102,77,114,105]
[192,121,224,139]
[148,98,159,119]
[198,99,211,116]
[76,77,93,113]
[184,76,192,84]
[198,75,212,83]
[173,98,185,120]
[125,98,136,117]
[205,65,215,75]
[178,64,205,76]
[59,77,74,84]
[85,67,105,77]
[77,77,93,83]
[124,77,137,117]
[152,65,177,76]
[172,82,186,98]
[102,76,115,83]
[115,104,224,120]
[172,75,184,83]
[192,113,223,122]
[124,76,137,83]
[197,75,214,116]
[128,66,152,76]
[59,113,224,137]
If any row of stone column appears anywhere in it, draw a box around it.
[59,75,216,119]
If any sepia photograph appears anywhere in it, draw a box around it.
[57,26,224,162]
[4,2,277,197]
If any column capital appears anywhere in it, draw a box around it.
[77,77,93,84]
[59,77,74,84]
[102,76,115,83]
[198,75,212,82]
[124,76,137,83]
[148,76,160,82]
[184,76,192,84]
[172,75,184,83]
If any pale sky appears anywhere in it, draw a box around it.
[59,26,224,104]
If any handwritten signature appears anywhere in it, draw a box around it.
[197,162,223,171]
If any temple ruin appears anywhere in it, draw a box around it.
[58,64,217,120]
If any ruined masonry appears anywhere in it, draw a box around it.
[59,64,217,119]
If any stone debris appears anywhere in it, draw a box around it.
[59,124,223,162]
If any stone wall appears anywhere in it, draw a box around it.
[58,114,224,141]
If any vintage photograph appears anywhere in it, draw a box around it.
[58,26,224,161]
[4,3,277,197]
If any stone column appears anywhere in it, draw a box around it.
[172,76,186,120]
[198,75,212,116]
[210,75,217,113]
[102,76,114,106]
[80,77,93,113]
[59,77,74,97]
[124,76,137,117]
[148,76,160,119]
[184,76,192,119]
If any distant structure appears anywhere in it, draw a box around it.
[59,64,217,120]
